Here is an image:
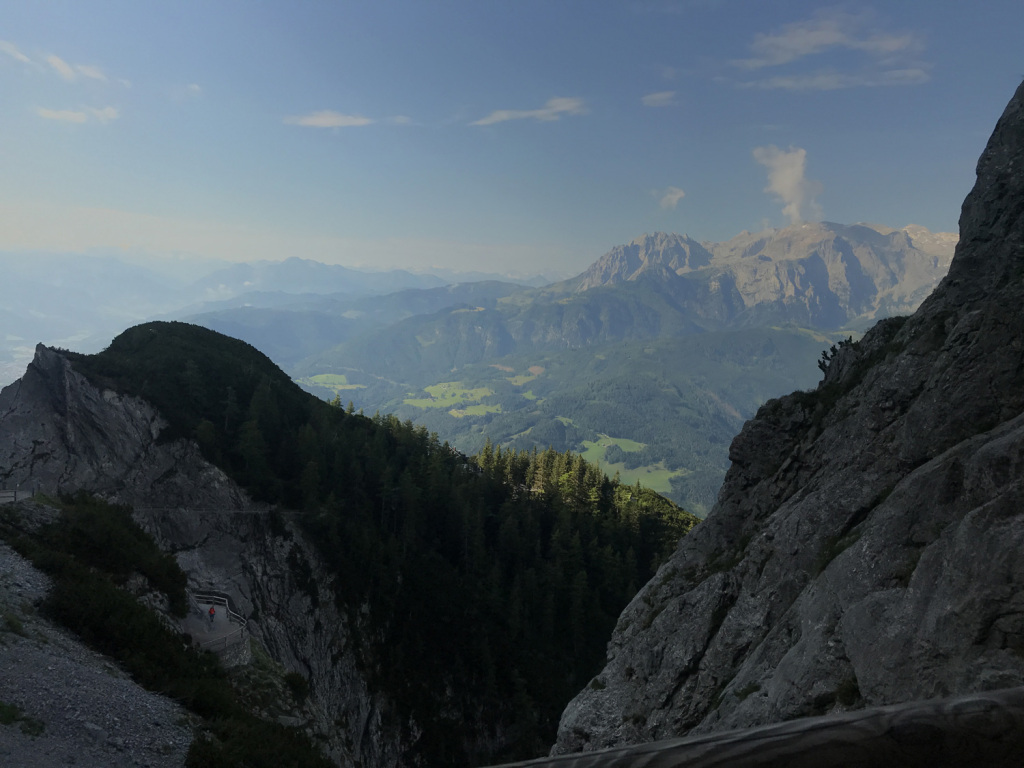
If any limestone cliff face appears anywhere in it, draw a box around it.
[0,344,245,509]
[570,222,954,330]
[552,82,1024,755]
[0,346,411,767]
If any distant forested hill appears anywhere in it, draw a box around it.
[299,327,838,516]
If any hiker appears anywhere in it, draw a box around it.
[209,605,216,625]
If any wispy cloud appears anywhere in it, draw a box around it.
[471,97,587,126]
[0,40,31,64]
[284,110,375,128]
[37,106,120,124]
[733,9,929,91]
[37,107,88,123]
[90,106,119,123]
[46,54,77,81]
[45,54,110,83]
[76,64,107,82]
[659,186,686,209]
[740,67,929,91]
[642,90,677,107]
[753,145,822,225]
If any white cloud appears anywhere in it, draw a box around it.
[741,67,929,91]
[76,64,107,81]
[642,90,677,107]
[752,145,822,225]
[37,107,88,123]
[659,186,686,209]
[37,105,119,124]
[471,97,587,126]
[0,40,31,64]
[90,106,119,123]
[734,10,920,69]
[46,54,77,81]
[733,10,928,90]
[284,110,374,128]
[187,83,202,94]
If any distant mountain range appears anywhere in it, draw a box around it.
[0,254,548,384]
[1,222,955,514]
[563,222,956,329]
[307,222,954,379]
[289,221,956,514]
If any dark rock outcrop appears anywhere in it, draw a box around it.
[0,343,245,509]
[552,82,1024,754]
[0,345,412,767]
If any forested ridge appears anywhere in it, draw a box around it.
[66,321,699,765]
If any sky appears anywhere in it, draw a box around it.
[1,1,1022,276]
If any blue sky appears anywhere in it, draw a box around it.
[1,1,1021,275]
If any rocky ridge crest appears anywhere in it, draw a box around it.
[569,221,955,330]
[552,81,1024,754]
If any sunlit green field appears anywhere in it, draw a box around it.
[296,373,366,394]
[404,382,498,417]
[579,435,681,495]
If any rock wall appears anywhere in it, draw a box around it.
[0,344,246,509]
[552,81,1024,755]
[0,344,414,767]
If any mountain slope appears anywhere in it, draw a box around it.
[340,328,840,516]
[185,281,526,368]
[298,223,951,513]
[307,221,952,384]
[0,321,698,766]
[552,81,1024,754]
[559,222,955,330]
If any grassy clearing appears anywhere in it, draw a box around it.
[450,404,502,417]
[579,436,680,495]
[295,374,365,394]
[580,435,645,457]
[506,375,537,386]
[403,381,495,410]
[603,463,678,496]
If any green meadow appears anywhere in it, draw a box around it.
[295,373,365,394]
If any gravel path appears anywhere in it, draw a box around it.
[0,541,193,767]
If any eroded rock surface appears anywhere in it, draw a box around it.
[0,347,414,767]
[553,82,1024,754]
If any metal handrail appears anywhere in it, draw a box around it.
[0,489,33,504]
[191,592,248,627]
[187,590,248,651]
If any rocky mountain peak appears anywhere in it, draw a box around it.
[567,218,955,329]
[573,232,714,290]
[552,81,1024,756]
